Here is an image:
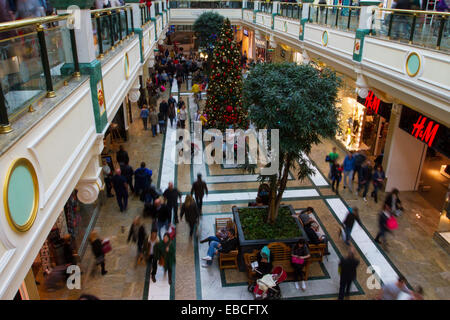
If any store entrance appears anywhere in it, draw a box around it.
[419,148,450,212]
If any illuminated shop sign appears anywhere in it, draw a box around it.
[357,90,392,121]
[399,105,450,158]
[255,38,266,48]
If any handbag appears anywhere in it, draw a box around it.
[102,238,112,254]
[386,216,398,230]
[158,256,165,267]
[291,256,304,265]
[325,155,331,162]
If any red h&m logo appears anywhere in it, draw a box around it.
[411,115,440,147]
[365,91,380,114]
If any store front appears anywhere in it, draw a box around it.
[237,27,254,60]
[255,37,267,62]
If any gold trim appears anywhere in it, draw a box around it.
[46,91,56,98]
[73,71,81,78]
[28,105,35,112]
[124,52,130,80]
[0,14,71,32]
[322,30,328,46]
[3,158,39,232]
[0,124,13,134]
[406,52,421,77]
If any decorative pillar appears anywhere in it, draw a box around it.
[299,0,314,40]
[353,0,380,62]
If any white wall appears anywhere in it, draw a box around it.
[385,125,427,191]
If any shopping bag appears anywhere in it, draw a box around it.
[102,238,112,254]
[387,216,398,230]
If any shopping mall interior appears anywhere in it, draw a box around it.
[0,0,448,302]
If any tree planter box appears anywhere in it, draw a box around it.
[232,205,309,272]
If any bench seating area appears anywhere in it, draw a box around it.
[243,241,326,283]
[215,218,239,270]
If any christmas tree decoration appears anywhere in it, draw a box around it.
[204,19,248,131]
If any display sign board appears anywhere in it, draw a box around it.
[255,38,266,48]
[243,29,248,36]
[399,105,450,158]
[357,90,392,121]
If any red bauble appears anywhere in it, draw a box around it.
[226,105,233,113]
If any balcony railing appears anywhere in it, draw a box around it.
[0,14,80,133]
[260,2,273,14]
[370,8,449,51]
[279,3,302,20]
[245,1,254,10]
[308,4,361,32]
[91,6,134,59]
[169,1,243,9]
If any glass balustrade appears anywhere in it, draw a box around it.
[245,1,254,10]
[371,8,449,51]
[308,5,361,32]
[169,1,243,9]
[279,3,302,19]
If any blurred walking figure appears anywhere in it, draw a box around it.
[342,207,361,245]
[180,195,200,239]
[384,188,404,217]
[377,275,411,300]
[140,105,149,130]
[191,173,208,213]
[163,182,182,224]
[342,152,355,192]
[371,165,385,203]
[338,246,359,300]
[374,204,397,249]
[89,231,107,276]
[327,147,339,179]
[357,160,372,202]
[143,228,159,283]
[111,168,128,212]
[330,160,343,194]
[116,145,129,166]
[127,216,147,267]
[134,162,152,198]
[155,233,176,285]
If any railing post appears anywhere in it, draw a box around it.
[325,7,328,25]
[108,11,115,49]
[409,13,417,44]
[308,5,311,21]
[436,15,446,50]
[36,24,55,98]
[130,7,135,32]
[0,85,12,133]
[96,13,104,58]
[387,12,394,39]
[125,8,129,36]
[316,6,319,23]
[118,10,123,42]
[335,7,339,27]
[69,27,81,77]
[347,8,352,29]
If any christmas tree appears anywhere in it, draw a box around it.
[204,19,248,131]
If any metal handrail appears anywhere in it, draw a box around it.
[0,13,71,32]
[90,5,131,16]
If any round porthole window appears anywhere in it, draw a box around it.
[4,158,39,232]
[322,31,328,46]
[406,52,421,77]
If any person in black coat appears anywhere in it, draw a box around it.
[128,216,147,267]
[352,151,366,182]
[342,207,361,245]
[375,204,392,246]
[159,100,169,125]
[116,145,129,165]
[338,247,359,300]
[357,160,372,201]
[120,162,134,193]
[63,234,76,266]
[180,195,199,239]
[89,231,107,275]
[304,221,330,255]
[384,188,403,217]
[151,198,171,240]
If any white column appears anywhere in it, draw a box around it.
[130,3,142,29]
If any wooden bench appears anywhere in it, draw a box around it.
[215,218,239,270]
[295,214,328,263]
[243,241,326,283]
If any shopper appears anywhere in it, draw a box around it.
[168,99,176,128]
[202,230,238,267]
[140,105,149,130]
[150,107,158,137]
[127,216,147,267]
[338,246,359,300]
[180,195,200,239]
[330,160,343,194]
[291,238,311,291]
[89,231,107,276]
[179,105,187,129]
[134,162,152,197]
[384,188,404,217]
[155,232,176,285]
[191,173,208,213]
[352,151,366,182]
[343,152,355,192]
[63,234,76,266]
[327,147,339,179]
[374,204,393,247]
[152,198,171,239]
[120,161,134,193]
[116,145,129,166]
[102,159,114,198]
[371,165,385,203]
[111,168,128,212]
[342,207,361,245]
[357,160,372,202]
[163,182,182,224]
[143,228,159,283]
[377,275,411,300]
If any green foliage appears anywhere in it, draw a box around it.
[204,19,248,131]
[239,207,302,240]
[193,12,225,49]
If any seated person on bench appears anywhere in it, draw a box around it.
[248,196,264,207]
[296,207,314,226]
[199,219,234,245]
[201,230,238,267]
[304,221,330,255]
[253,246,273,278]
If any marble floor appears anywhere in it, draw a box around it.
[37,78,449,300]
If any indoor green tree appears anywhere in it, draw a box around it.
[193,11,224,51]
[243,62,341,223]
[204,19,248,131]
